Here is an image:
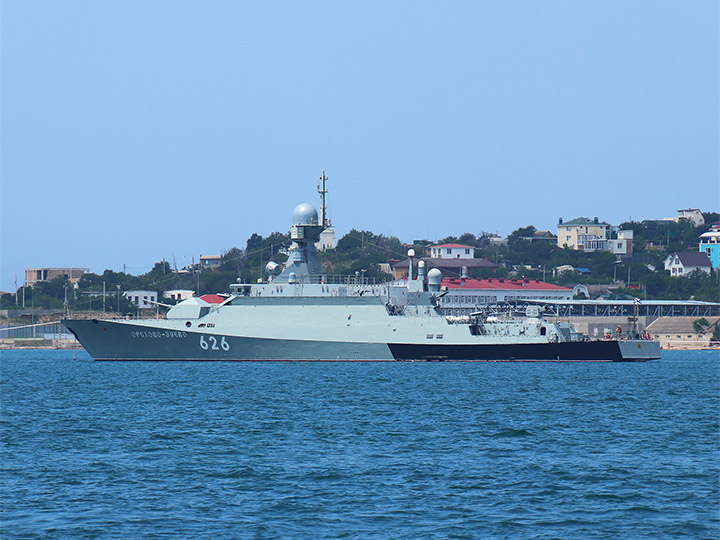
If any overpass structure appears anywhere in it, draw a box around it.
[523,299,720,318]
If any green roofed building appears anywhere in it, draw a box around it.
[557,217,610,251]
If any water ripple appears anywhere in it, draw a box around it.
[1,350,718,539]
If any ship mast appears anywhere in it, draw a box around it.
[318,170,328,228]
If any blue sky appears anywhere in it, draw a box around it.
[2,1,718,291]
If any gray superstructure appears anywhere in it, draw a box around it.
[64,173,660,362]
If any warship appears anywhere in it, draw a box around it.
[63,173,660,362]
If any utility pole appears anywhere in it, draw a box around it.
[117,285,121,313]
[103,281,106,312]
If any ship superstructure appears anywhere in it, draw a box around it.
[64,173,660,362]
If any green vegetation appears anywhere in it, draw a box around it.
[2,213,718,313]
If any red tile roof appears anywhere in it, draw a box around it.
[200,294,225,304]
[431,243,474,249]
[442,278,571,291]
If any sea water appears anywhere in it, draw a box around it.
[1,350,718,539]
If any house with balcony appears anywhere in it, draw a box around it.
[699,222,720,269]
[557,217,610,251]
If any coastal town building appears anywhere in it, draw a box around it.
[699,223,720,269]
[557,217,610,251]
[646,316,720,350]
[200,255,222,269]
[582,229,634,256]
[163,289,195,302]
[520,231,557,243]
[610,230,633,256]
[663,252,712,277]
[676,208,705,227]
[437,277,573,316]
[124,290,158,309]
[429,244,475,259]
[24,267,89,287]
[390,257,497,280]
[554,265,591,276]
[315,227,336,251]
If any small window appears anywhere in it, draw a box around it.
[447,248,452,254]
[465,248,470,254]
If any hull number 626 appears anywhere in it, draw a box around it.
[199,335,230,351]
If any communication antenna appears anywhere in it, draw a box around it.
[318,170,329,227]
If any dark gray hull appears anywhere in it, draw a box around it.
[63,319,661,362]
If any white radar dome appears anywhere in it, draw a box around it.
[292,203,318,226]
[427,268,442,292]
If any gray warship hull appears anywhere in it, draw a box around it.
[63,318,661,362]
[62,174,661,363]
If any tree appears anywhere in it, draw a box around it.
[220,247,244,273]
[693,318,710,334]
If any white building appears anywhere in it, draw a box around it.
[573,228,632,256]
[438,277,573,316]
[429,243,475,259]
[677,209,705,227]
[315,227,336,251]
[124,290,158,309]
[163,289,194,302]
[609,230,633,256]
[663,252,712,277]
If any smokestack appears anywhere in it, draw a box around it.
[407,249,415,281]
